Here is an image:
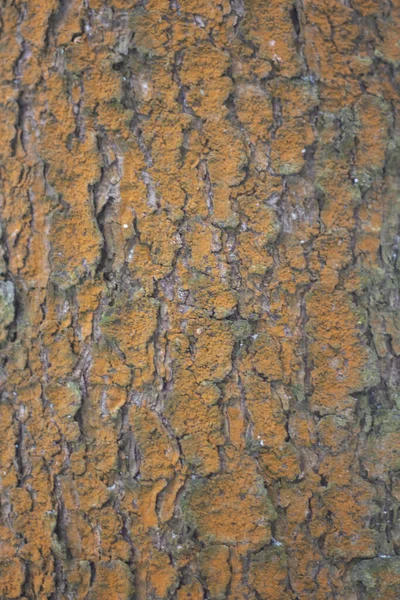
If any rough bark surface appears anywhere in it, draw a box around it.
[0,0,400,598]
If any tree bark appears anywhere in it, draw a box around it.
[0,0,400,598]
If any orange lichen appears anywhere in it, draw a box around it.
[185,453,276,550]
[0,0,397,597]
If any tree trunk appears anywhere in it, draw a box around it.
[0,0,399,598]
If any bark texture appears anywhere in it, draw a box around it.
[0,0,400,598]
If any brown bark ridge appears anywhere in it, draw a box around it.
[0,0,399,598]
